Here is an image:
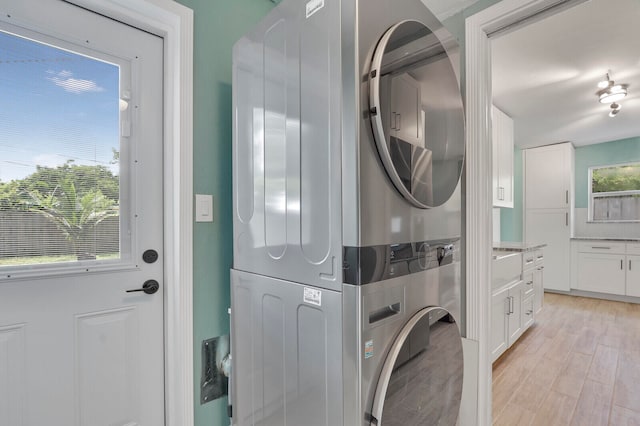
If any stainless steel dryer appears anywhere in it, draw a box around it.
[231,0,465,424]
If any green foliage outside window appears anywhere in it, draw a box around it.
[592,163,640,193]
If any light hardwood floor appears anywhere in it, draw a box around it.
[492,292,640,426]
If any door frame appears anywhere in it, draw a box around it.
[67,0,194,425]
[464,1,586,424]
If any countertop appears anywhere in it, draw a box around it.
[493,242,547,252]
[571,237,640,242]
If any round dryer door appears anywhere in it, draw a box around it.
[370,307,463,426]
[369,20,465,208]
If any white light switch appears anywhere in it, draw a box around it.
[195,194,214,222]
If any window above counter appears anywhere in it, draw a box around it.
[589,162,640,222]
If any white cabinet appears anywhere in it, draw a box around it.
[492,105,514,207]
[391,74,423,146]
[572,241,640,297]
[628,255,640,297]
[533,267,544,313]
[491,279,528,362]
[491,285,509,362]
[525,209,570,291]
[524,143,573,209]
[507,280,525,343]
[524,142,574,293]
[577,253,626,295]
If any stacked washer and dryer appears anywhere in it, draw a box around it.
[231,0,465,424]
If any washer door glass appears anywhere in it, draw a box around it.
[370,307,463,425]
[369,20,464,208]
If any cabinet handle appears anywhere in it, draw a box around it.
[396,113,401,130]
[566,212,568,226]
[630,260,632,271]
[509,296,514,314]
[591,246,611,250]
[621,259,624,270]
[526,310,533,316]
[566,190,568,204]
[526,281,533,285]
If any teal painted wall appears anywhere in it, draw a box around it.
[499,138,640,241]
[500,148,523,241]
[574,137,640,208]
[172,1,274,425]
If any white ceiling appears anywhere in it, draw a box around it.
[422,0,479,21]
[491,0,640,148]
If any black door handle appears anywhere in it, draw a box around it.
[126,280,160,295]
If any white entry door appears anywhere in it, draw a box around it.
[0,1,164,425]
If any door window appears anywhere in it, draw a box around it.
[0,27,131,270]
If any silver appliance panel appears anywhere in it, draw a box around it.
[232,0,343,290]
[231,270,343,426]
[342,257,462,425]
[342,0,464,247]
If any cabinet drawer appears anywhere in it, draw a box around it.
[534,250,544,266]
[522,251,536,271]
[522,272,534,297]
[626,243,640,255]
[522,295,534,330]
[577,241,626,254]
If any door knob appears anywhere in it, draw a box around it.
[126,280,160,295]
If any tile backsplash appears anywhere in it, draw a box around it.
[574,208,640,239]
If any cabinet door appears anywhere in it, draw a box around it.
[533,267,544,313]
[492,106,514,208]
[525,209,571,291]
[491,286,509,362]
[492,106,500,206]
[576,253,626,295]
[507,281,524,344]
[627,255,640,297]
[525,143,571,209]
[391,74,422,146]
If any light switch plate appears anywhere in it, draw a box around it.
[195,194,213,222]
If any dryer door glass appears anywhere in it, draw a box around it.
[369,20,464,208]
[370,307,463,425]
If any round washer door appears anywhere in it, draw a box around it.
[370,306,463,426]
[369,20,465,208]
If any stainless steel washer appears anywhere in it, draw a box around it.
[231,0,465,424]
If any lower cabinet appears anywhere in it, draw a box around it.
[572,241,640,297]
[628,255,640,297]
[491,279,529,363]
[533,266,544,313]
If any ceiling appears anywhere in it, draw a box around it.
[491,0,640,148]
[421,0,479,20]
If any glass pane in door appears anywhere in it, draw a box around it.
[0,29,122,267]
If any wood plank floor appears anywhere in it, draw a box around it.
[492,292,640,426]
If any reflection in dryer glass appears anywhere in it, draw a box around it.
[370,20,465,208]
[380,315,463,425]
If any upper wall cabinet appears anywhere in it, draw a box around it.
[492,105,514,208]
[524,142,574,209]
